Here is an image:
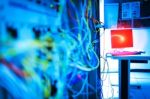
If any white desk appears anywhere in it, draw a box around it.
[108,55,150,99]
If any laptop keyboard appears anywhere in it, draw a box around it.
[107,51,145,56]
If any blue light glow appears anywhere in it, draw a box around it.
[0,0,101,98]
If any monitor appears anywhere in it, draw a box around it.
[110,29,133,48]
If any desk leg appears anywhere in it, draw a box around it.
[119,60,130,99]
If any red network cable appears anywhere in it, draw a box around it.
[0,58,26,77]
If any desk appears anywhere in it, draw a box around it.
[108,55,150,99]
